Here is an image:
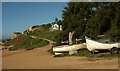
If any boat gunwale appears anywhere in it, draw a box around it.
[53,43,84,48]
[86,38,120,45]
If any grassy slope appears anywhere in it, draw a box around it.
[3,35,49,51]
[29,29,61,42]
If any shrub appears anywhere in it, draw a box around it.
[9,47,19,51]
[48,48,54,55]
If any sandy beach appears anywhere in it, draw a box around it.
[2,39,119,69]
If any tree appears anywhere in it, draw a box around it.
[62,2,98,40]
[56,2,120,42]
[106,2,120,41]
[55,18,58,23]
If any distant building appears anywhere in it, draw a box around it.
[50,24,62,31]
[28,27,32,31]
[51,24,59,30]
[60,25,62,31]
[13,32,21,38]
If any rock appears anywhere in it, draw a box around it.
[69,50,78,55]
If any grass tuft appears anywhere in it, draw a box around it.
[48,48,54,55]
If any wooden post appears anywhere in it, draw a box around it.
[69,31,74,45]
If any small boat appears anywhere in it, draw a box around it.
[54,52,63,55]
[53,43,86,52]
[85,36,120,54]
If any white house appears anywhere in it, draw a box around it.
[50,24,62,31]
[52,24,59,30]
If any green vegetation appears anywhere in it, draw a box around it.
[29,29,62,42]
[42,24,51,30]
[47,2,120,58]
[55,2,120,41]
[27,2,120,43]
[2,40,6,43]
[53,49,119,58]
[48,48,54,55]
[3,35,49,51]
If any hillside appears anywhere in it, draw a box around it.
[3,35,49,51]
[29,29,62,42]
[28,24,62,42]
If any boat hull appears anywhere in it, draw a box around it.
[85,37,120,51]
[53,43,86,52]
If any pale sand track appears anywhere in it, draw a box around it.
[2,38,118,69]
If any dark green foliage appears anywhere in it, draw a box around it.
[42,24,51,30]
[55,18,58,23]
[61,2,120,41]
[54,32,63,42]
[4,35,49,51]
[6,38,11,42]
[48,48,54,55]
[57,20,62,25]
[54,31,68,42]
[77,49,95,58]
[62,2,95,39]
[32,25,40,29]
[9,46,19,51]
[2,40,6,43]
[107,24,120,42]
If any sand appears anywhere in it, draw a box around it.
[2,38,119,69]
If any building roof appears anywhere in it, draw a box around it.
[14,32,21,34]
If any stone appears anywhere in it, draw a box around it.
[69,50,78,55]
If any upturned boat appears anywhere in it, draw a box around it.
[85,36,120,54]
[53,43,86,52]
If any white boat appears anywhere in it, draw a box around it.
[53,43,86,52]
[54,52,63,55]
[85,36,120,53]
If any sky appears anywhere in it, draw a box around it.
[2,2,67,40]
[88,0,91,2]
